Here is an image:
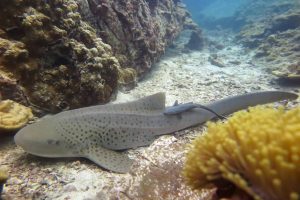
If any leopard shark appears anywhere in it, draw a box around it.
[14,91,297,173]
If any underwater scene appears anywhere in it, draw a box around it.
[0,0,300,199]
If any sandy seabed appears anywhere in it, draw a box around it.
[1,31,298,200]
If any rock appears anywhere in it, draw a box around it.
[229,60,241,65]
[236,0,300,75]
[272,62,300,81]
[0,0,198,113]
[77,0,198,76]
[184,30,205,50]
[0,100,33,131]
[0,0,122,113]
[270,11,300,32]
[208,56,226,68]
[63,185,78,192]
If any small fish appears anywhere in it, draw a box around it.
[14,91,297,173]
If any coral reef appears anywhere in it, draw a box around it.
[272,62,300,81]
[77,0,200,76]
[236,0,300,78]
[0,100,33,131]
[0,0,134,113]
[0,0,198,113]
[183,106,300,200]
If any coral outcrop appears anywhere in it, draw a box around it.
[183,106,300,200]
[0,0,198,113]
[185,30,205,50]
[76,0,199,76]
[272,63,300,81]
[0,100,33,131]
[0,0,123,113]
[236,0,300,79]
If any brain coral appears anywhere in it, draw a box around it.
[183,106,300,200]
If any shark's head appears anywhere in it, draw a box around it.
[14,116,74,157]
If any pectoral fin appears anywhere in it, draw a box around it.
[86,146,133,173]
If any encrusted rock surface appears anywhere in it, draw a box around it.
[236,0,300,80]
[77,0,199,76]
[0,0,122,113]
[0,0,198,113]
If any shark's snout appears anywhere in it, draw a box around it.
[14,125,33,148]
[14,130,23,147]
[14,124,41,153]
[14,119,77,158]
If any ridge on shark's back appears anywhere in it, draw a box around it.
[14,91,298,173]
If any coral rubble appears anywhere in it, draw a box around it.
[0,100,33,131]
[183,106,300,200]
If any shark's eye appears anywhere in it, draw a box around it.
[47,139,60,146]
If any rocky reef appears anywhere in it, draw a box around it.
[236,0,300,80]
[0,0,121,113]
[77,0,199,76]
[0,0,197,113]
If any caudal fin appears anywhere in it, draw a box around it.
[206,91,298,116]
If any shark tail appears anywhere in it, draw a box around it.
[206,91,298,116]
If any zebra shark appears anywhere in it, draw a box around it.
[14,91,297,173]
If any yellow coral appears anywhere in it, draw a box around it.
[0,100,33,131]
[118,68,137,85]
[0,168,8,183]
[0,38,28,61]
[183,106,300,200]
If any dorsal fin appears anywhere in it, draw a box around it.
[67,92,166,114]
[108,92,166,113]
[134,92,166,110]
